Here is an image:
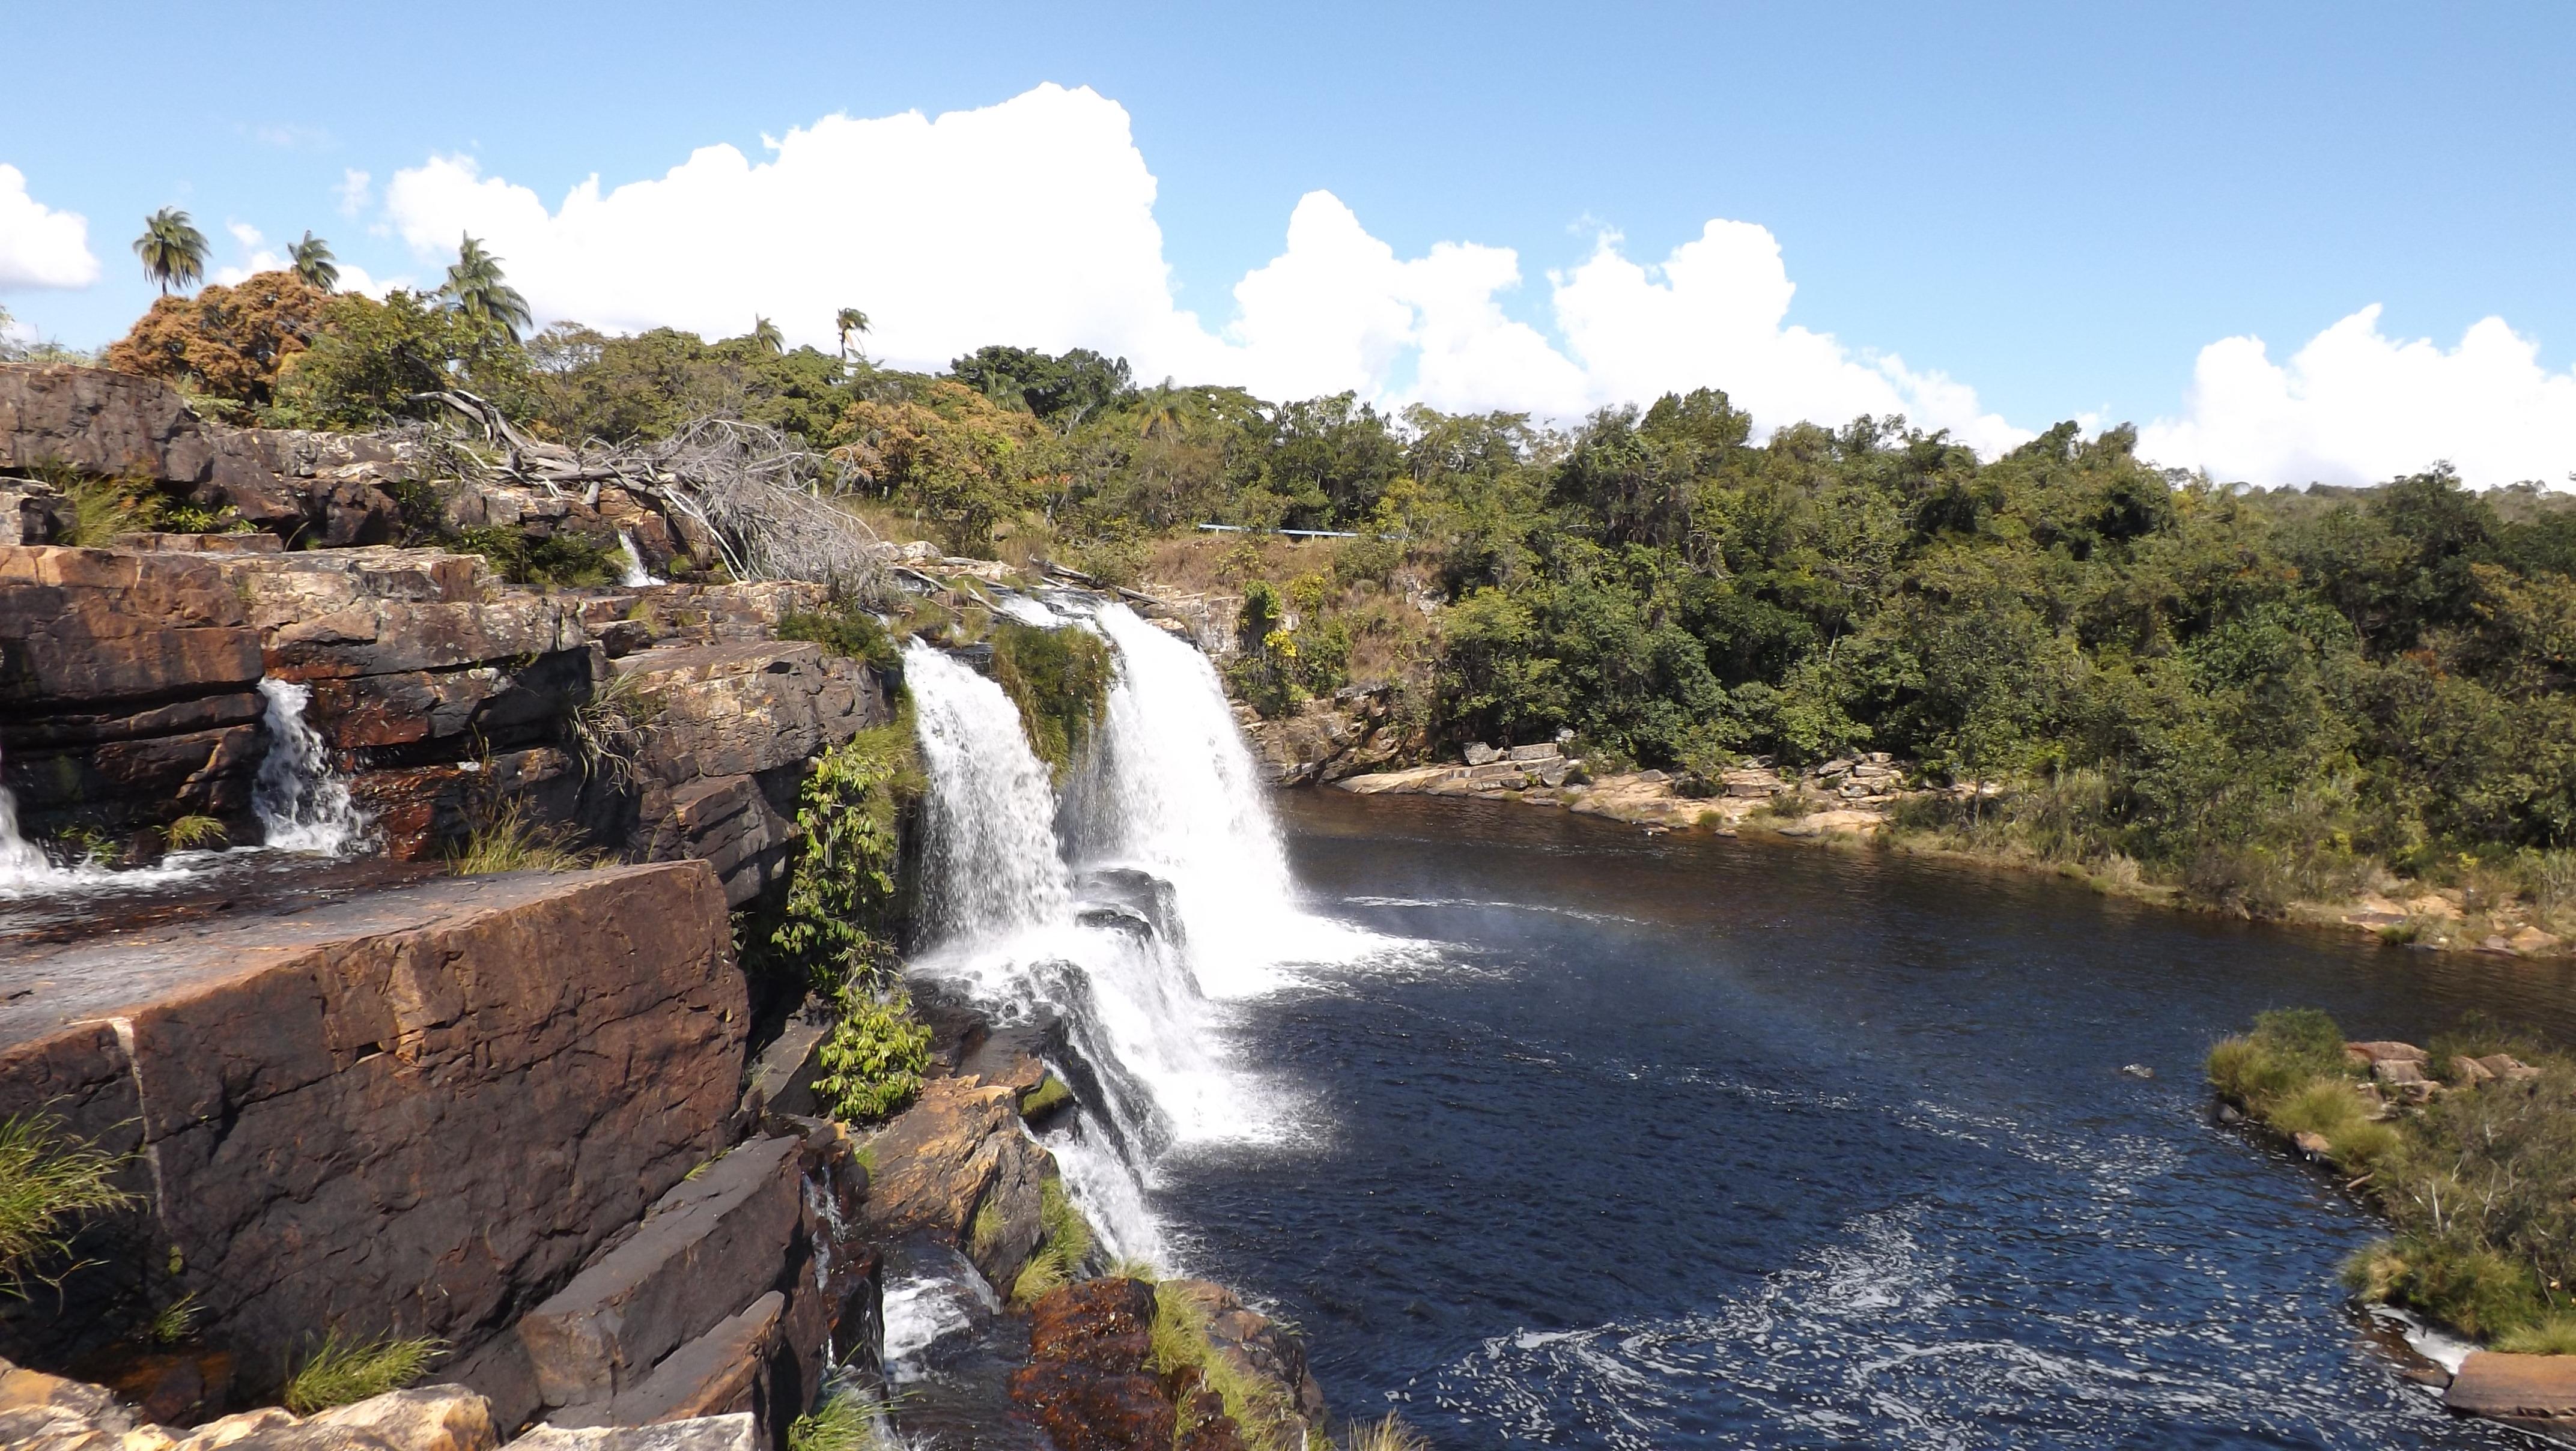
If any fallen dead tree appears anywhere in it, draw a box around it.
[418,389,888,595]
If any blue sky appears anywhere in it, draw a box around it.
[5,2,2573,484]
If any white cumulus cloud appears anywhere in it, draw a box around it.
[2139,307,2576,487]
[365,83,2576,482]
[0,165,101,291]
[373,84,2020,450]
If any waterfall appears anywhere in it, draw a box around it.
[0,753,59,891]
[901,606,1381,1272]
[617,530,664,587]
[254,678,369,855]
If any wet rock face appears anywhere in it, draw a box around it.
[0,863,747,1385]
[1009,1282,1172,1451]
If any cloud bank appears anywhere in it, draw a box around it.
[377,85,2027,455]
[2140,308,2576,488]
[0,165,100,291]
[368,83,2572,486]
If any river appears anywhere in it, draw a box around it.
[1129,789,2571,1450]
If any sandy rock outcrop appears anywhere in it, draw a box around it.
[0,862,746,1384]
[0,1357,497,1451]
[1236,685,1411,786]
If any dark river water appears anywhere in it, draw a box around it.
[1145,791,2576,1450]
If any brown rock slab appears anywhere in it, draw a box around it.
[2448,1350,2576,1422]
[1027,1278,1158,1374]
[1006,1361,1175,1451]
[518,1140,802,1414]
[552,1292,783,1435]
[2348,1041,2429,1064]
[0,862,746,1385]
[0,546,262,703]
[306,1386,498,1451]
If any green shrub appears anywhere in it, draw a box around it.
[2393,1241,2547,1340]
[778,600,902,672]
[282,1331,443,1413]
[0,1115,134,1293]
[743,719,918,993]
[452,526,618,587]
[162,814,228,851]
[814,987,932,1124]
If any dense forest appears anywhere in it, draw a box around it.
[67,265,2576,921]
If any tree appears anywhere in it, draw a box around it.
[834,307,869,361]
[950,345,1134,429]
[103,270,332,410]
[752,316,784,354]
[441,235,533,341]
[133,208,207,295]
[289,232,339,292]
[268,288,530,428]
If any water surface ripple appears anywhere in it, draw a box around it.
[1147,792,2569,1449]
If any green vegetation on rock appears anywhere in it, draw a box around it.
[2211,1009,2576,1343]
[0,1113,133,1294]
[989,620,1112,780]
[1010,1178,1096,1304]
[813,986,933,1124]
[786,1389,873,1451]
[281,1330,443,1413]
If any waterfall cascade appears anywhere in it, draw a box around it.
[0,757,57,891]
[253,678,369,855]
[617,530,664,587]
[901,604,1374,1277]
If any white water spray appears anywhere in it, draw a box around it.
[0,754,60,891]
[902,608,1385,1271]
[254,678,369,855]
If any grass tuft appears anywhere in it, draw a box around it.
[1341,1416,1430,1451]
[0,1113,135,1293]
[163,814,229,851]
[282,1331,444,1414]
[1011,1179,1096,1304]
[2499,1313,2576,1356]
[787,1389,873,1451]
[446,802,599,875]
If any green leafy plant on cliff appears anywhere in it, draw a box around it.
[0,1114,135,1295]
[778,597,903,673]
[162,814,229,852]
[813,986,933,1124]
[2216,1007,2576,1345]
[452,524,619,588]
[988,620,1112,780]
[744,716,920,994]
[282,1330,445,1413]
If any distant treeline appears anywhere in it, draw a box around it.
[98,278,2576,909]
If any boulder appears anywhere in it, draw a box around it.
[503,1414,758,1451]
[2450,1055,2497,1085]
[1026,1279,1157,1374]
[305,1386,498,1451]
[516,1139,805,1414]
[861,1077,1053,1291]
[2477,1053,2542,1083]
[2448,1351,2576,1426]
[1462,742,1497,766]
[1156,1282,1326,1441]
[0,546,263,703]
[2347,1041,2429,1064]
[2371,1058,2428,1086]
[0,862,746,1384]
[0,364,221,486]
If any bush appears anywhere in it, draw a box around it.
[777,599,901,672]
[813,987,932,1124]
[282,1331,443,1413]
[743,721,917,993]
[2497,1313,2576,1355]
[453,526,619,588]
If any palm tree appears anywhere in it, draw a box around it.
[289,231,339,292]
[752,316,784,354]
[442,234,533,341]
[1133,381,1191,440]
[834,307,870,361]
[133,208,208,295]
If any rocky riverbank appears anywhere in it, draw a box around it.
[0,361,1325,1451]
